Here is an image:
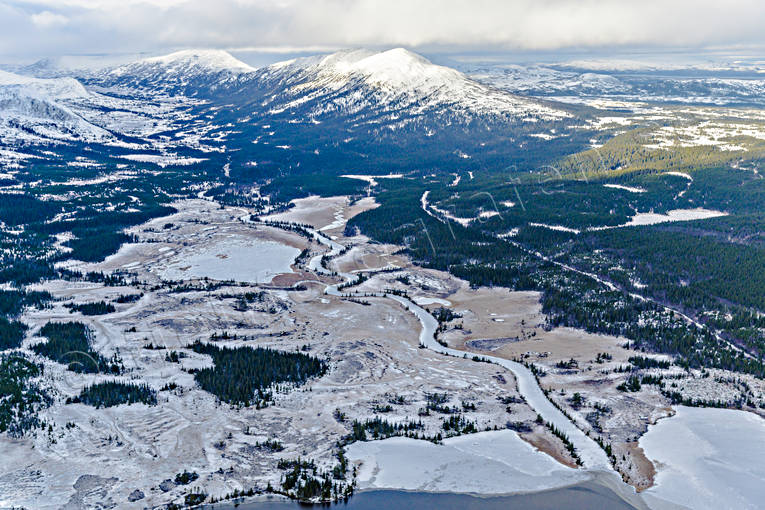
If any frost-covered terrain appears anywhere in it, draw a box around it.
[0,198,601,509]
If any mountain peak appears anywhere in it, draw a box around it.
[305,47,461,91]
[141,49,256,73]
[258,47,568,122]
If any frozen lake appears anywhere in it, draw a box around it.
[624,208,727,227]
[640,406,765,510]
[346,430,587,495]
[160,238,301,283]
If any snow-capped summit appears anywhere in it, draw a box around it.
[103,49,256,95]
[255,48,569,122]
[133,49,256,74]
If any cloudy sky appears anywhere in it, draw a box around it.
[2,0,765,62]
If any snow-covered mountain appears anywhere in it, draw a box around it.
[0,70,109,143]
[93,48,569,124]
[460,61,765,107]
[460,63,629,96]
[0,48,585,173]
[250,48,569,123]
[102,49,257,96]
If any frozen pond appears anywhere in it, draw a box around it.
[160,238,301,283]
[624,208,727,227]
[346,430,587,494]
[640,406,765,510]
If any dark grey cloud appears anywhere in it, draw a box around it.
[2,0,765,59]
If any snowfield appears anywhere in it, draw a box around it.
[346,430,588,494]
[640,406,765,510]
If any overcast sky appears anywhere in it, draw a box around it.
[3,0,765,62]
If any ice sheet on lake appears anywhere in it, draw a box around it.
[346,430,588,495]
[640,406,765,510]
[624,208,727,226]
[160,239,300,283]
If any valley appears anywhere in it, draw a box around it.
[1,46,765,510]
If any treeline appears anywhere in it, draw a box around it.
[189,341,327,406]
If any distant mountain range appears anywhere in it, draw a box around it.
[95,48,569,122]
[0,48,588,173]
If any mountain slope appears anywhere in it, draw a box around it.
[0,70,109,143]
[251,48,569,123]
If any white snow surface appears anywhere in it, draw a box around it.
[346,430,587,494]
[158,237,300,283]
[412,296,452,307]
[640,406,765,510]
[603,183,646,193]
[109,49,255,81]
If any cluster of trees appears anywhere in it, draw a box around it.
[68,380,157,408]
[556,128,760,178]
[0,318,27,350]
[346,417,424,442]
[0,289,51,317]
[278,457,353,502]
[441,414,478,435]
[188,341,327,406]
[32,322,122,374]
[629,356,670,369]
[0,353,48,436]
[64,301,116,316]
[0,193,62,226]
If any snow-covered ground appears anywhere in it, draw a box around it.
[346,430,588,494]
[528,209,727,235]
[640,406,765,510]
[604,183,646,193]
[412,296,452,306]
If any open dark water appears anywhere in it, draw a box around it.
[212,481,641,510]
